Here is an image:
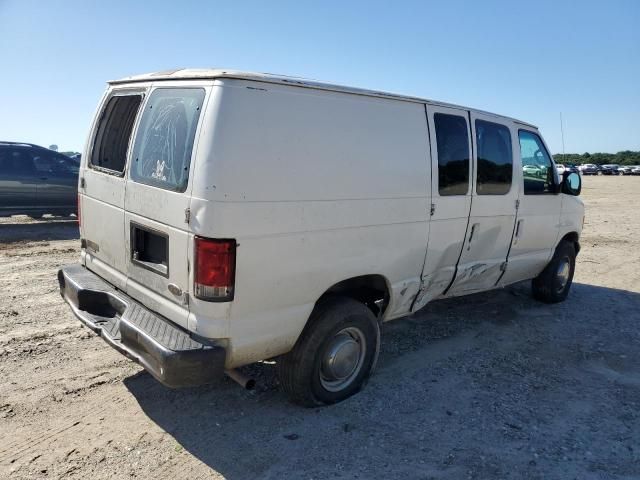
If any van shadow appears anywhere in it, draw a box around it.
[0,216,79,243]
[124,282,640,479]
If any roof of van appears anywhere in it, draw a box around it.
[110,68,537,128]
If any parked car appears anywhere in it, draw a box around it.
[599,164,620,175]
[579,164,599,175]
[523,164,544,177]
[631,166,640,175]
[58,69,584,406]
[618,165,633,175]
[0,141,79,217]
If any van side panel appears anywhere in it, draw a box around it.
[189,80,431,366]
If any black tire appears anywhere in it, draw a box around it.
[277,297,380,407]
[532,240,576,303]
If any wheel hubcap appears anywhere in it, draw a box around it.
[556,257,570,293]
[320,327,366,392]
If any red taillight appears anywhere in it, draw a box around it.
[77,194,81,226]
[194,237,236,302]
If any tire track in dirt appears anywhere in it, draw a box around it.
[0,394,127,464]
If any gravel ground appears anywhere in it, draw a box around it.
[1,176,639,479]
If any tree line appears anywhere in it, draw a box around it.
[552,151,640,166]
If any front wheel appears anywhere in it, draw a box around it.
[532,240,576,303]
[277,297,380,407]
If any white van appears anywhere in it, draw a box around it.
[58,69,584,406]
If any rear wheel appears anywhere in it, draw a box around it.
[532,240,576,303]
[277,297,380,407]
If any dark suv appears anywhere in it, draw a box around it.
[598,164,620,175]
[0,142,79,217]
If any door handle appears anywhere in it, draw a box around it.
[467,223,479,250]
[515,219,524,238]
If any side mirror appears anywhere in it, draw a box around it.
[562,172,581,196]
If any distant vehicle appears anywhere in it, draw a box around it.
[631,166,640,176]
[564,163,580,174]
[0,141,79,217]
[618,166,633,175]
[598,164,620,175]
[556,164,566,175]
[579,164,599,175]
[523,164,544,178]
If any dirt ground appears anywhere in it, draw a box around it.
[1,176,639,480]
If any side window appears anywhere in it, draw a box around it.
[53,154,79,175]
[434,113,470,196]
[130,88,205,192]
[0,149,11,175]
[32,151,77,177]
[32,153,53,174]
[0,148,36,176]
[519,130,556,195]
[91,94,143,174]
[475,120,513,195]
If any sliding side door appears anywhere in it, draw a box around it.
[445,113,519,296]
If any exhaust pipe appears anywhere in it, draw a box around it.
[225,369,255,390]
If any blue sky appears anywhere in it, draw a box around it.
[0,0,638,154]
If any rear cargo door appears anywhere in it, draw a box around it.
[82,89,145,290]
[123,86,207,329]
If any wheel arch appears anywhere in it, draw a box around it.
[315,274,391,320]
[560,231,580,254]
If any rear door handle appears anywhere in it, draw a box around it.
[515,219,524,238]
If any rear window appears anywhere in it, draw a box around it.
[130,88,206,192]
[91,94,143,174]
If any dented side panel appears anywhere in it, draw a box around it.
[187,79,431,366]
[444,112,521,296]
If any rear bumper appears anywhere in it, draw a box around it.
[58,264,226,388]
